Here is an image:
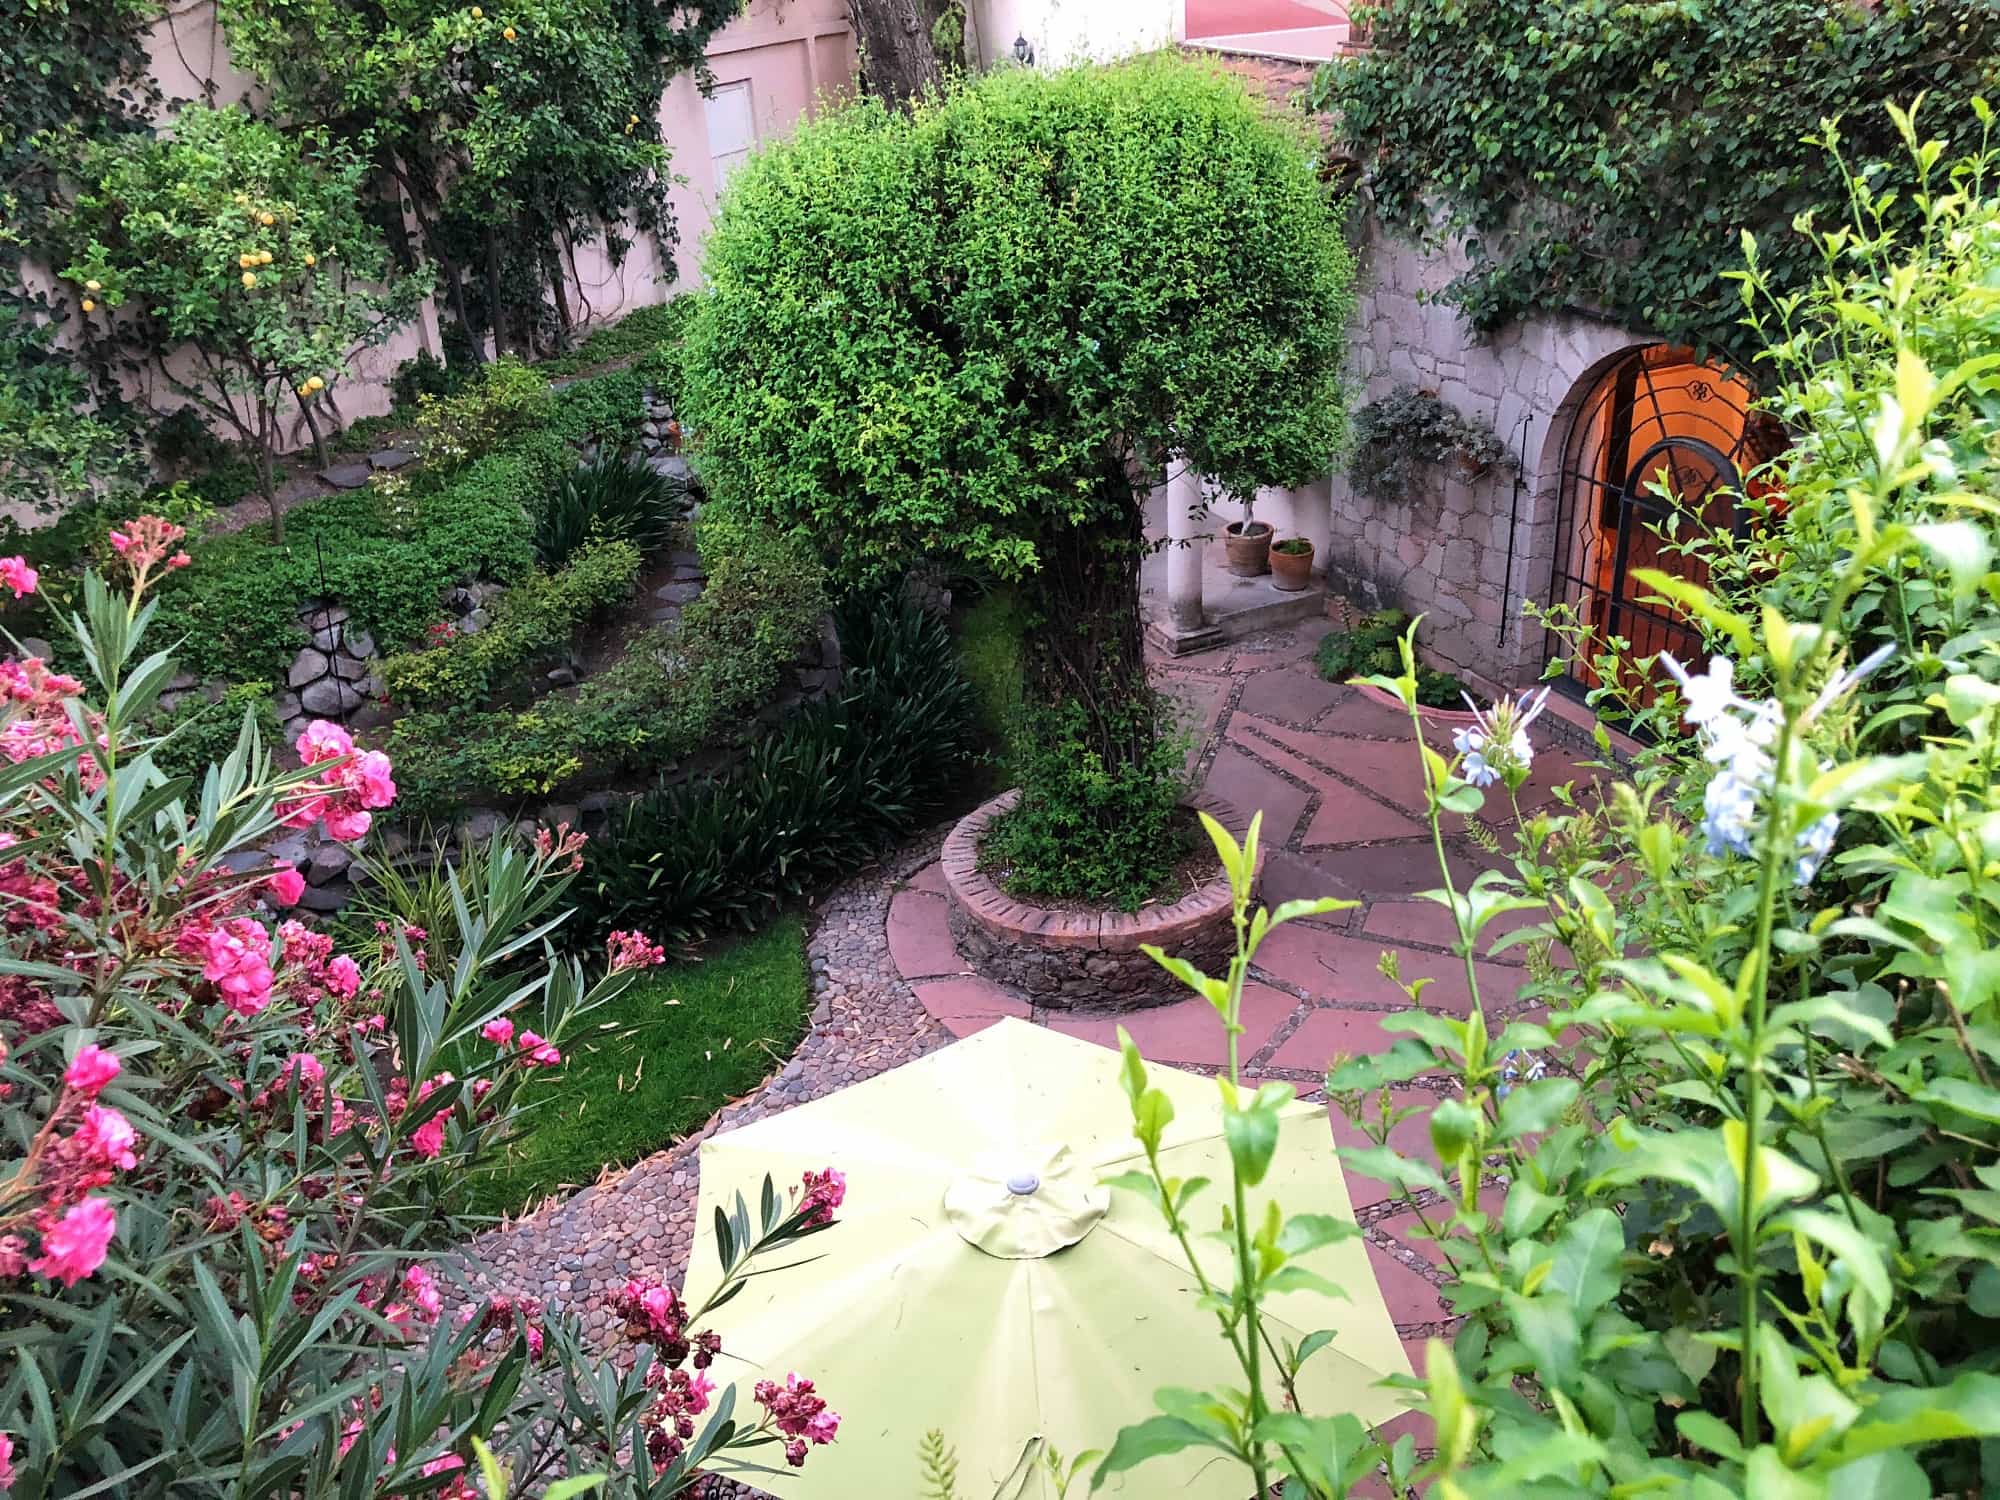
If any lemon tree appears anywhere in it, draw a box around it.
[58,105,429,538]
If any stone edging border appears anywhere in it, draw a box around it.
[940,787,1259,958]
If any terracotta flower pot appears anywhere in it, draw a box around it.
[1223,519,1273,577]
[1270,538,1315,592]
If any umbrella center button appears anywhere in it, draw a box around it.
[945,1147,1109,1260]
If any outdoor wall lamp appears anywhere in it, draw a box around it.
[1012,33,1035,66]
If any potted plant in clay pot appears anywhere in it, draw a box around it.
[1223,496,1272,577]
[1270,535,1315,591]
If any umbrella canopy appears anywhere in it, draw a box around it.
[684,1017,1411,1499]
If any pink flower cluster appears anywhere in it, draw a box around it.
[616,1279,724,1467]
[478,1015,561,1066]
[107,515,192,576]
[607,929,667,973]
[0,656,97,791]
[799,1167,847,1228]
[0,555,38,599]
[531,820,589,873]
[279,721,396,842]
[755,1373,840,1467]
[385,1261,444,1337]
[201,917,276,1016]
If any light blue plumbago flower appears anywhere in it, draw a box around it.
[1453,686,1552,789]
[1496,1048,1548,1100]
[1662,645,1896,886]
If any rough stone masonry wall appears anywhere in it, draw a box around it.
[1328,219,1654,693]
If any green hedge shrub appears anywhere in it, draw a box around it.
[573,595,981,946]
[412,356,551,470]
[378,537,642,710]
[680,54,1354,905]
[385,517,826,818]
[91,361,650,682]
[146,450,542,680]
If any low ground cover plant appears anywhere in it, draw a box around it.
[1315,609,1465,709]
[385,515,826,818]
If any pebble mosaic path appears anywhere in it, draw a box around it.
[472,616,1596,1485]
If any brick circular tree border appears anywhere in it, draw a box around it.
[940,789,1259,1009]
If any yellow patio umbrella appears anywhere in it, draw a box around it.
[684,1017,1411,1499]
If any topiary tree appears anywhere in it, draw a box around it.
[680,55,1354,897]
[57,105,431,539]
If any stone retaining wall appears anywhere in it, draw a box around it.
[1325,220,1656,693]
[940,789,1257,1009]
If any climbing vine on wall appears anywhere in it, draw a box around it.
[217,0,742,360]
[1312,0,2000,358]
[0,0,160,515]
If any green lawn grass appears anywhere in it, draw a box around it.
[472,915,811,1216]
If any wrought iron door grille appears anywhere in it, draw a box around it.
[1546,345,1772,698]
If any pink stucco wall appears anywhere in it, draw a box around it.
[37,0,854,440]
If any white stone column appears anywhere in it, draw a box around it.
[1165,462,1206,633]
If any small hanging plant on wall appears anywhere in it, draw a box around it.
[1346,385,1512,502]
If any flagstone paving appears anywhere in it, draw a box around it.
[476,616,1597,1489]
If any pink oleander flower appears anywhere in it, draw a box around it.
[404,1262,443,1322]
[408,1074,454,1159]
[75,1105,139,1171]
[517,1030,561,1067]
[325,954,361,999]
[0,1429,14,1489]
[532,820,588,873]
[267,866,305,906]
[480,1016,515,1048]
[29,1197,116,1286]
[0,1234,28,1278]
[202,917,274,1016]
[63,1043,121,1098]
[281,1053,326,1089]
[799,1167,846,1227]
[297,719,354,766]
[608,928,667,972]
[757,1372,838,1468]
[0,556,38,598]
[106,516,187,577]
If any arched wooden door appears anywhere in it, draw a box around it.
[1546,346,1774,696]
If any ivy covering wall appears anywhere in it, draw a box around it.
[1314,0,2000,358]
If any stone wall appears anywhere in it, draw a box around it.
[1323,220,1655,693]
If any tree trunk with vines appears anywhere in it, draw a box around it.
[1017,497,1158,791]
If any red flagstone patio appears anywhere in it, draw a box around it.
[881,615,1598,1366]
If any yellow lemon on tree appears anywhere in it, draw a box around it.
[304,252,317,267]
[306,375,325,393]
[241,272,258,289]
[502,25,515,38]
[470,5,482,15]
[84,279,101,292]
[81,298,96,313]
[259,211,276,226]
[239,253,255,269]
[258,250,273,265]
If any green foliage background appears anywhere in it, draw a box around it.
[1316,0,2000,356]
